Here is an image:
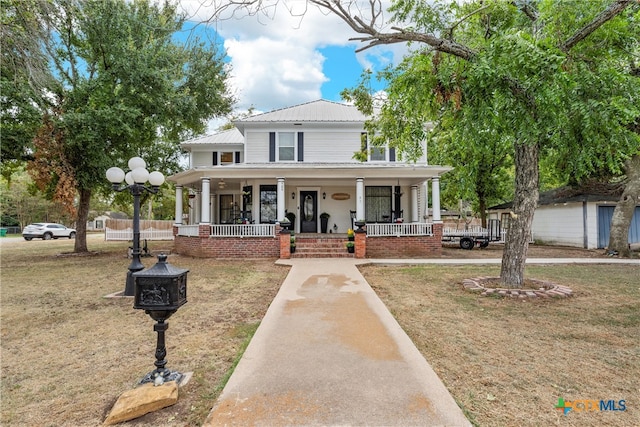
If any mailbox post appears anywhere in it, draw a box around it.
[133,254,188,385]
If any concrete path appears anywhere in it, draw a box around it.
[203,258,472,427]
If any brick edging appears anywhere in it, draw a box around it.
[462,277,573,298]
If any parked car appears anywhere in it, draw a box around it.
[22,223,76,241]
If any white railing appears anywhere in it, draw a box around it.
[210,224,276,237]
[366,222,434,237]
[177,224,276,237]
[177,225,200,237]
[105,227,175,241]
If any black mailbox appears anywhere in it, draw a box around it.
[132,254,188,384]
[133,254,187,315]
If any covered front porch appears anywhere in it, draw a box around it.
[168,163,448,258]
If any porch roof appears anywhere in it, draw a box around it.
[168,162,452,190]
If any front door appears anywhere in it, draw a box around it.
[300,191,318,232]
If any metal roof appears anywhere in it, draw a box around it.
[234,100,366,133]
[181,128,243,147]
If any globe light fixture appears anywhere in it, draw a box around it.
[106,157,165,296]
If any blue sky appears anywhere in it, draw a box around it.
[176,1,405,122]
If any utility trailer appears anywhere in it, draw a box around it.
[442,219,502,250]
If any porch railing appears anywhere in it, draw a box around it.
[177,225,200,237]
[210,224,276,237]
[366,222,434,237]
[177,224,276,237]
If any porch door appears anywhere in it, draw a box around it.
[300,191,318,232]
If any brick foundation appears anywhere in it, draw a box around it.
[364,224,443,258]
[174,235,280,258]
[173,224,443,259]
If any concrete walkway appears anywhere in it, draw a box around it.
[203,258,472,427]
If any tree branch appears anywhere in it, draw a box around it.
[311,0,476,60]
[560,0,633,52]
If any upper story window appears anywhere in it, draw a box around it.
[270,132,303,162]
[220,152,234,164]
[370,146,386,161]
[360,132,394,162]
[278,132,295,161]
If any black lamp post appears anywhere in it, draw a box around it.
[106,157,165,296]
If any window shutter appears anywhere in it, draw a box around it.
[297,132,304,161]
[212,152,218,166]
[235,151,241,163]
[389,147,396,162]
[269,132,276,162]
[361,132,368,162]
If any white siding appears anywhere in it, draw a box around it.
[532,203,585,247]
[192,151,212,167]
[245,131,270,162]
[304,131,361,162]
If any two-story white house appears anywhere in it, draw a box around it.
[168,99,451,258]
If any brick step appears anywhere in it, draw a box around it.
[290,251,354,258]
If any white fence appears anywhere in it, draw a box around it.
[105,227,175,241]
[176,224,276,238]
[366,222,434,237]
[104,219,174,241]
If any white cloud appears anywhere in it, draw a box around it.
[174,1,409,113]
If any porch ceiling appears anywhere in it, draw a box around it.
[168,163,452,189]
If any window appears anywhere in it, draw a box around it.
[278,132,295,161]
[365,186,392,222]
[260,185,277,223]
[220,152,234,164]
[370,146,386,161]
[220,195,238,224]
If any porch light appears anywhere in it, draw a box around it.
[106,156,165,296]
[292,192,295,199]
[323,192,326,199]
[218,179,225,189]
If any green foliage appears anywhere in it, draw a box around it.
[343,0,639,217]
[4,0,235,250]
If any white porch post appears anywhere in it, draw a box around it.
[194,191,201,224]
[277,178,285,221]
[174,185,183,225]
[432,177,442,223]
[422,182,429,223]
[356,178,365,221]
[200,178,210,224]
[411,185,419,222]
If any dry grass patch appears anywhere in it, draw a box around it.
[361,263,640,427]
[0,235,289,426]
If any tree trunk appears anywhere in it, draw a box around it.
[74,188,91,253]
[608,154,640,257]
[500,142,539,287]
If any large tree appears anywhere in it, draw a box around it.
[314,0,638,286]
[4,0,234,252]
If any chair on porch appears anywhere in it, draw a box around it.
[393,210,404,223]
[350,210,357,230]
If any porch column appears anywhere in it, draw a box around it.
[411,185,419,222]
[422,182,429,223]
[174,185,183,225]
[194,191,201,224]
[356,178,365,221]
[432,177,442,223]
[200,178,210,224]
[277,178,286,222]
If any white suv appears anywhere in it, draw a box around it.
[22,223,77,241]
